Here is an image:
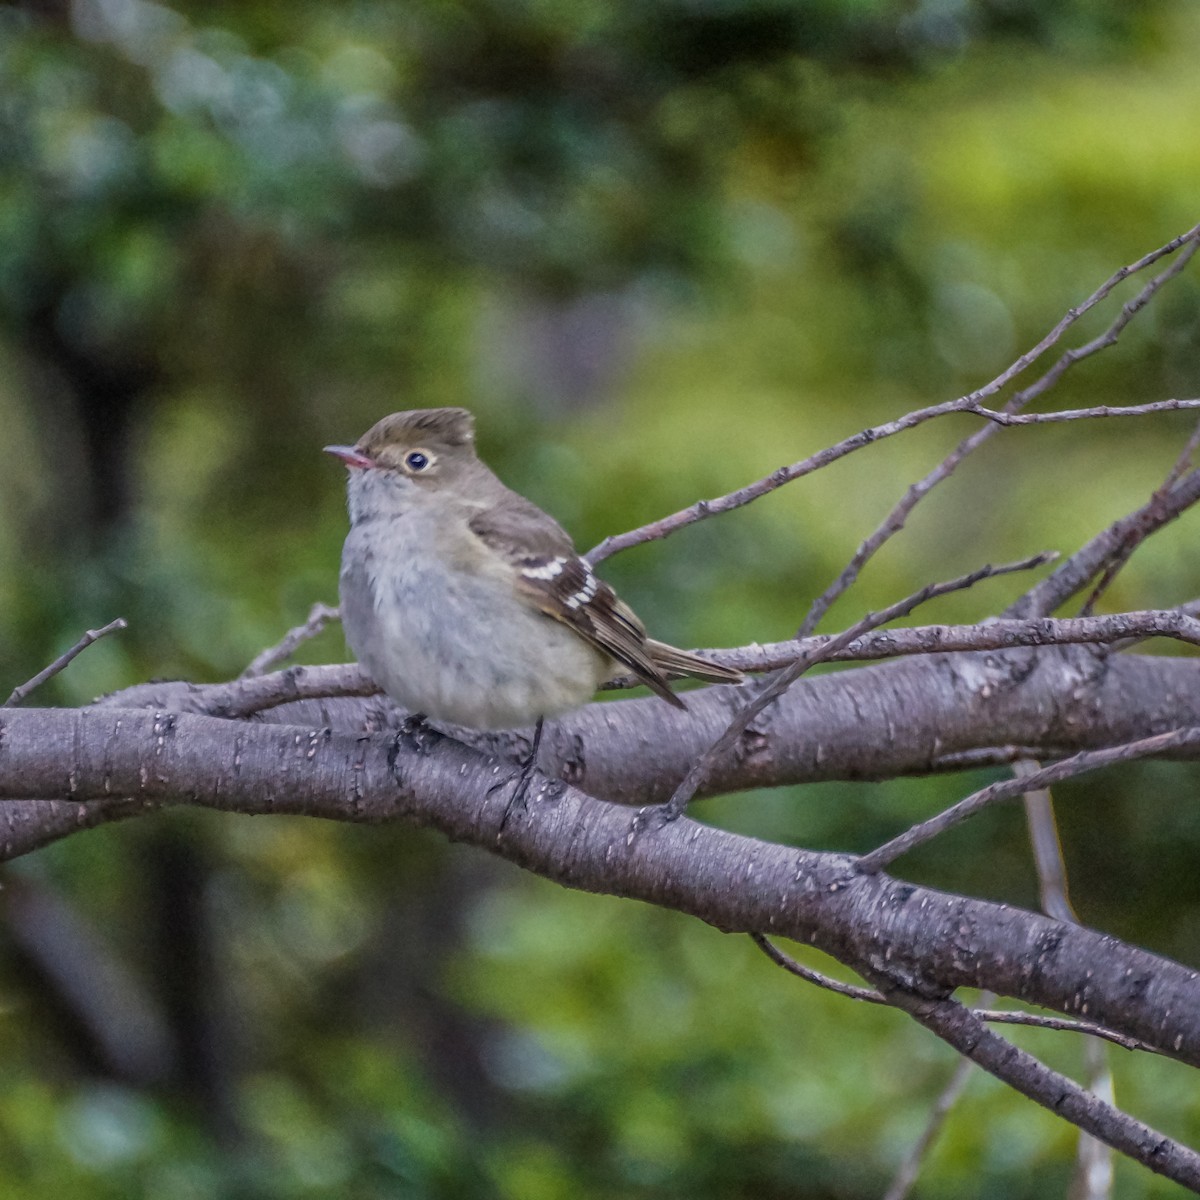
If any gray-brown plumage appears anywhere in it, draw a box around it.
[326,407,742,730]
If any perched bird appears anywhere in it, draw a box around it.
[325,408,741,745]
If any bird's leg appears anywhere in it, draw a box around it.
[495,716,545,829]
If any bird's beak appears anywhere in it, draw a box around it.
[324,445,375,470]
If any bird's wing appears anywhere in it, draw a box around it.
[468,495,686,709]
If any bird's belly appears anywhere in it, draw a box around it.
[341,549,608,729]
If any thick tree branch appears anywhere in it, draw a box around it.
[64,646,1200,819]
[93,607,1200,724]
[9,644,1190,864]
[0,705,1198,1079]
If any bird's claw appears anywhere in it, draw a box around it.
[387,713,441,782]
[399,712,440,755]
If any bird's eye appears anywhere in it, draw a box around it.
[405,450,431,472]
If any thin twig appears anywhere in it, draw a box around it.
[799,233,1200,637]
[798,418,1009,638]
[240,602,341,679]
[1000,240,1200,624]
[750,933,881,1002]
[588,394,976,564]
[589,224,1200,568]
[858,725,1200,873]
[1008,467,1200,620]
[971,397,1200,426]
[630,607,1200,683]
[750,935,1154,1052]
[652,553,1055,821]
[1155,416,1200,495]
[1078,418,1200,618]
[1019,762,1114,1200]
[977,1011,1147,1053]
[883,1046,978,1200]
[998,230,1200,417]
[1080,551,1144,623]
[4,618,128,707]
[1020,765,1076,924]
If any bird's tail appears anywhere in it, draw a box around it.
[645,640,744,685]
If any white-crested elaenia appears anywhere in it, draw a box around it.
[326,408,742,739]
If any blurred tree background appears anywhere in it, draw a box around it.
[2,0,1200,1194]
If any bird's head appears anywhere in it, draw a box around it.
[325,407,481,520]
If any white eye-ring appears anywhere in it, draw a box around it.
[404,449,434,472]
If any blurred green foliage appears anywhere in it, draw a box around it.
[2,0,1200,1195]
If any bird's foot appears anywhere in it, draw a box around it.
[387,713,440,782]
[399,712,440,754]
[491,717,547,831]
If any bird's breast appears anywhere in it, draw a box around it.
[338,518,608,728]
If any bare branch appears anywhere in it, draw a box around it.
[1074,1038,1117,1200]
[971,397,1200,426]
[749,932,881,1003]
[798,418,1009,638]
[883,1053,977,1200]
[587,395,976,564]
[656,554,1055,819]
[751,936,1153,1053]
[1008,467,1200,620]
[1019,762,1115,1198]
[4,618,128,708]
[996,241,1200,625]
[1011,232,1200,410]
[800,233,1200,636]
[238,605,1200,721]
[1020,762,1076,923]
[188,663,379,719]
[877,989,1200,1191]
[588,224,1200,567]
[1155,417,1200,496]
[681,608,1200,680]
[132,607,1200,721]
[159,606,1200,722]
[755,934,1151,1200]
[4,706,1200,1073]
[977,1011,1147,1053]
[76,644,1200,816]
[1078,418,1200,618]
[858,725,1200,873]
[240,602,341,679]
